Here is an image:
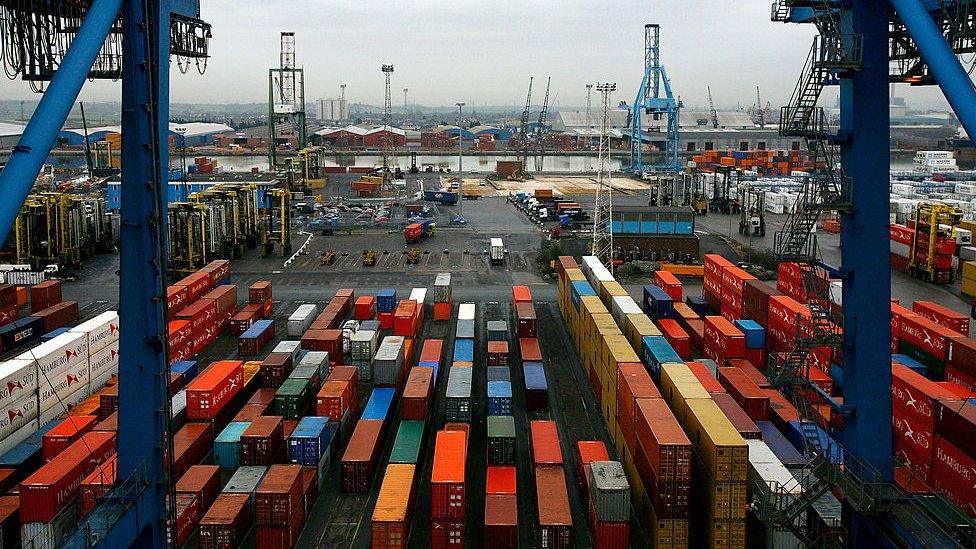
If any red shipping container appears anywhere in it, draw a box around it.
[80,455,116,514]
[240,416,285,466]
[487,341,509,367]
[535,466,573,548]
[201,285,237,315]
[933,397,976,459]
[742,279,780,325]
[229,308,260,336]
[912,301,969,337]
[0,303,16,328]
[615,363,661,451]
[378,311,394,329]
[316,379,354,420]
[765,388,800,430]
[686,362,724,393]
[946,364,976,392]
[898,313,955,361]
[890,224,915,245]
[30,280,62,312]
[519,338,542,363]
[342,420,384,492]
[176,464,222,511]
[717,367,770,421]
[656,319,691,359]
[199,493,251,549]
[248,280,272,304]
[177,298,218,332]
[720,289,743,323]
[949,336,976,380]
[402,367,434,420]
[721,265,756,296]
[434,301,452,321]
[420,339,443,364]
[200,259,231,284]
[302,329,342,356]
[530,420,563,467]
[931,436,976,512]
[172,423,214,480]
[589,503,630,549]
[515,302,537,338]
[260,352,294,388]
[431,429,467,520]
[635,398,692,482]
[168,318,192,350]
[186,360,244,420]
[175,493,201,547]
[394,301,420,337]
[34,301,79,333]
[704,254,735,281]
[484,494,518,549]
[711,392,762,440]
[355,296,376,320]
[703,316,746,361]
[575,441,610,489]
[255,464,304,525]
[703,275,722,304]
[19,431,116,523]
[511,285,533,305]
[432,519,464,549]
[43,415,98,462]
[486,466,517,495]
[654,270,683,302]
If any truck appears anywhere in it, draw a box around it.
[423,190,459,205]
[403,219,435,244]
[489,238,504,265]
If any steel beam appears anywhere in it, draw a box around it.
[838,0,893,483]
[0,0,123,244]
[890,0,976,143]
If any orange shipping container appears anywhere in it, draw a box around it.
[431,429,467,521]
[372,464,417,548]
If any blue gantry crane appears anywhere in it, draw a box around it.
[628,23,683,176]
[0,0,210,546]
[761,0,976,546]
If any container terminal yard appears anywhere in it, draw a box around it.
[2,2,976,549]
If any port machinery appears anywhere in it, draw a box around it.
[763,0,976,546]
[628,23,683,177]
[0,0,211,546]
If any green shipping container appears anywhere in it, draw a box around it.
[275,377,313,419]
[896,340,943,379]
[214,421,251,469]
[389,420,425,464]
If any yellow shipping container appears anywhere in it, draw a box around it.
[566,268,586,282]
[686,398,749,483]
[660,362,712,425]
[578,296,606,357]
[599,334,640,379]
[963,276,976,298]
[709,519,746,549]
[584,313,618,374]
[612,422,625,459]
[702,481,748,520]
[620,441,647,516]
[650,506,690,549]
[963,260,976,281]
[624,312,662,350]
[600,279,629,304]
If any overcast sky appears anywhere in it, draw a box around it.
[0,0,957,111]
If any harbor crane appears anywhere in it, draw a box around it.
[628,23,682,176]
[707,85,719,128]
[512,77,534,180]
[535,76,552,171]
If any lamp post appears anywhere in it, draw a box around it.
[456,102,465,173]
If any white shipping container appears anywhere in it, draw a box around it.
[39,383,91,425]
[0,417,40,458]
[350,330,378,362]
[272,340,302,363]
[581,256,603,281]
[0,358,37,409]
[409,288,427,305]
[458,303,476,321]
[20,332,89,380]
[287,304,319,337]
[747,440,803,496]
[610,295,642,327]
[88,340,120,383]
[69,311,119,355]
[38,357,90,413]
[0,391,38,442]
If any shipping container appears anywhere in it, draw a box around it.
[717,367,770,421]
[175,464,221,511]
[487,320,508,342]
[575,441,610,489]
[431,429,467,521]
[199,493,251,549]
[535,466,573,548]
[445,367,473,423]
[374,336,406,387]
[520,338,543,363]
[214,421,251,469]
[588,461,630,522]
[341,419,384,492]
[240,415,284,467]
[515,302,538,338]
[238,319,275,356]
[255,464,304,526]
[390,420,425,465]
[487,415,516,466]
[287,304,318,337]
[487,381,513,416]
[531,420,563,467]
[372,463,417,548]
[485,493,518,548]
[403,367,435,420]
[523,362,549,412]
[186,360,244,420]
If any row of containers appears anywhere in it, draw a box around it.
[0,259,247,547]
[0,279,86,360]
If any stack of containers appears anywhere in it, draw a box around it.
[174,465,220,546]
[275,361,323,419]
[287,304,318,337]
[487,367,512,416]
[588,461,631,547]
[350,329,379,381]
[32,301,79,335]
[288,416,336,481]
[315,366,358,441]
[445,366,473,423]
[254,464,305,546]
[431,428,467,548]
[394,300,420,339]
[376,289,397,329]
[30,281,62,313]
[720,264,756,322]
[29,330,93,433]
[530,420,573,547]
[733,319,766,369]
[200,284,238,335]
[932,389,976,510]
[433,273,452,321]
[457,303,475,339]
[341,387,394,492]
[374,336,406,388]
[372,463,417,547]
[702,254,734,314]
[484,466,517,546]
[522,361,549,413]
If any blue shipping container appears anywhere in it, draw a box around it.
[642,336,683,381]
[377,289,397,313]
[487,381,513,415]
[240,319,274,339]
[361,387,396,421]
[571,281,597,312]
[453,338,474,363]
[215,421,251,469]
[0,420,59,476]
[734,320,765,349]
[488,366,510,382]
[418,360,440,383]
[755,421,806,469]
[171,360,199,382]
[642,286,673,320]
[685,295,710,317]
[40,326,71,342]
[891,354,927,375]
[423,190,459,204]
[523,362,548,391]
[289,416,336,466]
[784,420,844,465]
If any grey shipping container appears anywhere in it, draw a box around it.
[359,320,380,332]
[445,367,473,423]
[456,319,475,339]
[588,461,630,522]
[223,465,268,508]
[272,340,302,363]
[487,415,516,465]
[373,336,405,387]
[21,500,79,548]
[350,330,379,362]
[434,273,452,303]
[299,351,329,380]
[487,366,510,382]
[487,320,508,341]
[287,304,319,336]
[351,360,372,382]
